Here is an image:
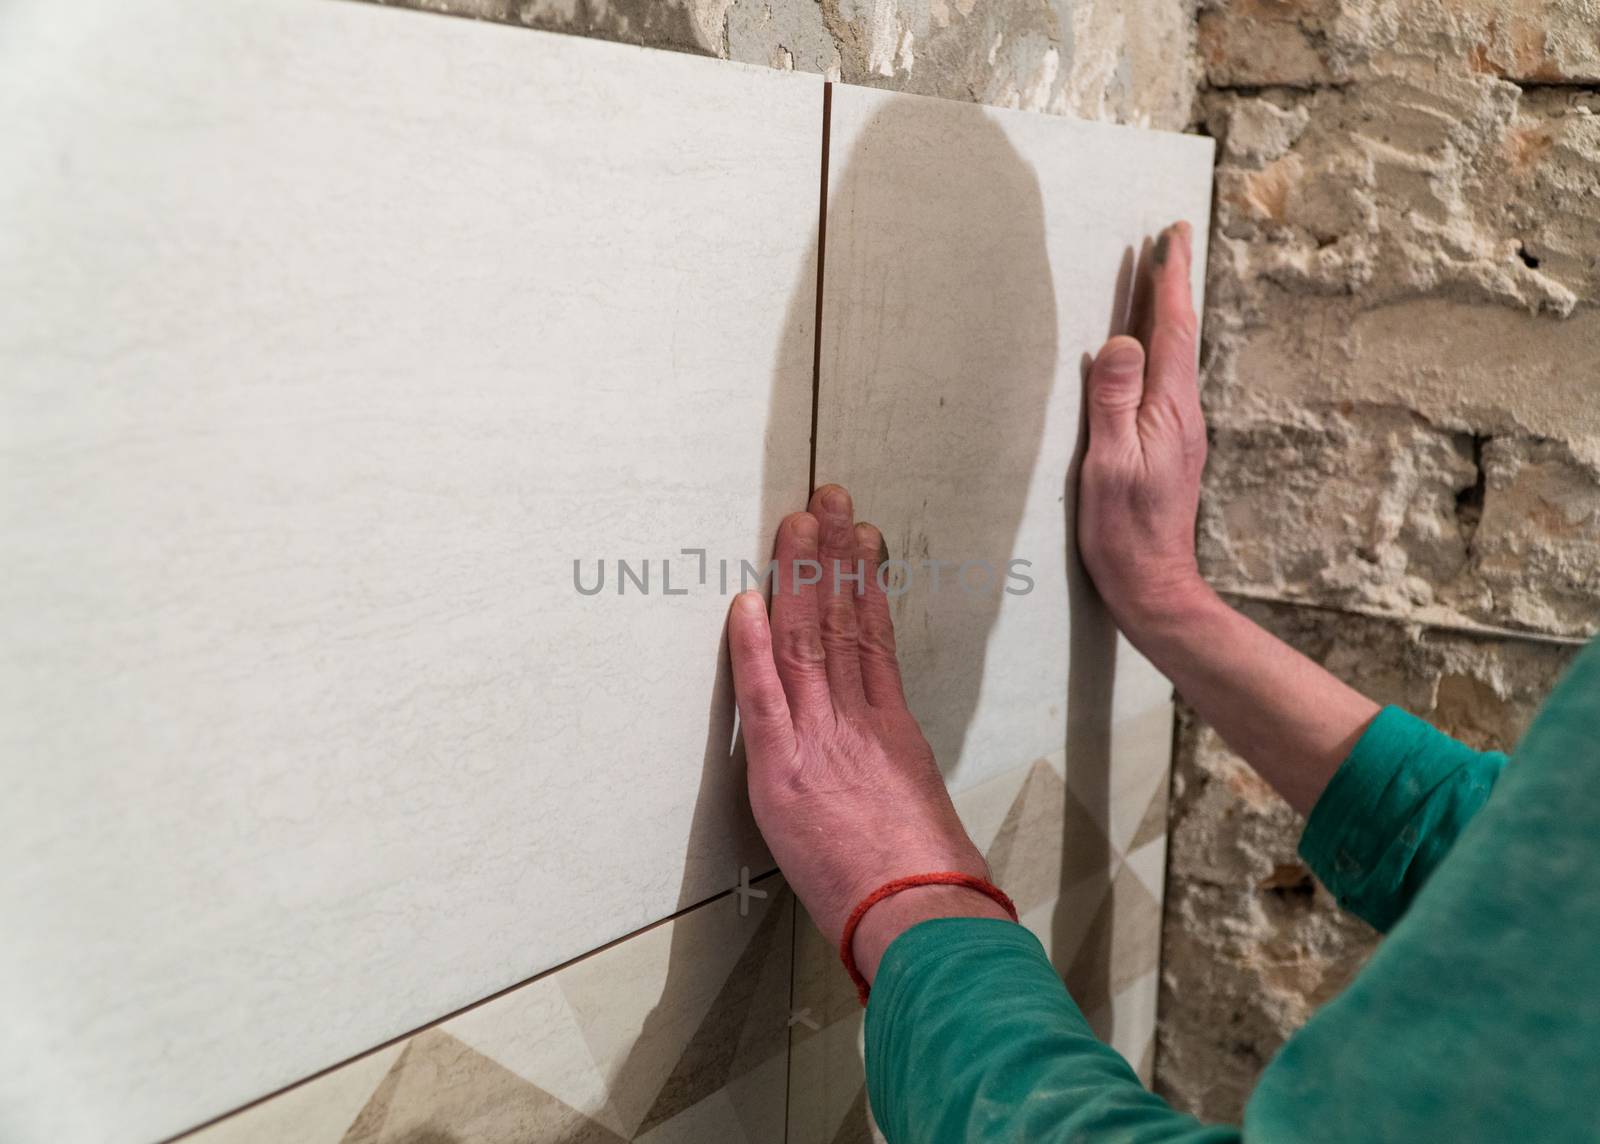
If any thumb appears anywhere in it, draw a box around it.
[727,591,797,767]
[1085,336,1146,446]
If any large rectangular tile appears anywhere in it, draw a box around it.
[814,85,1213,794]
[0,3,818,1139]
[186,877,793,1144]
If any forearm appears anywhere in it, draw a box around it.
[1119,585,1379,816]
[866,919,1237,1144]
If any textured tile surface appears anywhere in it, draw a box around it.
[187,878,793,1144]
[0,3,817,1139]
[814,84,1213,794]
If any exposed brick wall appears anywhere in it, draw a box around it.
[1159,0,1600,1121]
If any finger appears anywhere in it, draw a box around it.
[1084,336,1147,449]
[727,592,797,763]
[1143,221,1200,418]
[808,484,867,710]
[770,511,832,720]
[851,522,907,709]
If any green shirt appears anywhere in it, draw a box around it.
[865,637,1600,1142]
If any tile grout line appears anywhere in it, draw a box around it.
[163,868,786,1143]
[782,881,799,1143]
[786,80,831,1143]
[807,81,832,495]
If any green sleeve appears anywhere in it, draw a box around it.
[1298,705,1508,932]
[863,918,1238,1144]
[1247,637,1600,1143]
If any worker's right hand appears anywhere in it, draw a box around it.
[727,485,1009,987]
[1076,221,1213,637]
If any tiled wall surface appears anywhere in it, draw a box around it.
[190,877,793,1143]
[1,3,818,1137]
[187,676,1173,1144]
[0,2,1211,1140]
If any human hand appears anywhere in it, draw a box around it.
[728,485,1009,986]
[1076,221,1214,636]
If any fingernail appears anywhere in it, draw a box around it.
[855,521,887,561]
[792,514,819,545]
[1101,341,1143,374]
[736,591,764,614]
[823,486,849,516]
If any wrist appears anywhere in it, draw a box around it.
[1114,576,1226,648]
[849,884,1013,986]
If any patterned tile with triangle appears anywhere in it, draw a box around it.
[187,879,792,1144]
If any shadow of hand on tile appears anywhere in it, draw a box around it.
[1055,239,1158,1050]
[810,94,1059,785]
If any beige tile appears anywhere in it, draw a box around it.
[446,977,615,1133]
[1124,833,1169,901]
[790,910,863,1046]
[1128,772,1171,854]
[1065,696,1178,855]
[632,1049,788,1144]
[1138,1036,1157,1089]
[723,1049,793,1144]
[985,759,1114,916]
[1083,967,1161,1079]
[179,880,792,1143]
[342,1030,628,1144]
[1065,863,1164,1025]
[626,894,793,1138]
[787,1011,871,1144]
[0,2,818,1138]
[1023,874,1114,970]
[188,1046,404,1144]
[952,752,1047,856]
[814,84,1209,798]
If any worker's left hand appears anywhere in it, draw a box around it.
[1076,221,1210,638]
[728,485,1007,983]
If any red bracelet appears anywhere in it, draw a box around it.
[838,872,1019,1006]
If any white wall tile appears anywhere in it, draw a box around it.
[814,85,1213,794]
[0,3,818,1139]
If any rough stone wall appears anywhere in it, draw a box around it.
[1160,0,1600,1121]
[1159,602,1580,1115]
[366,0,1200,130]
